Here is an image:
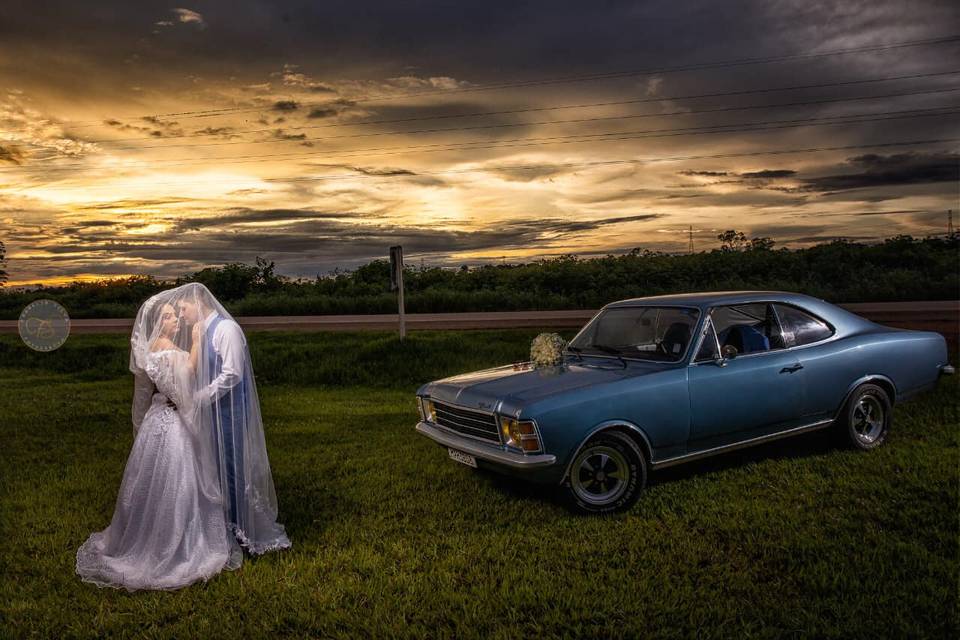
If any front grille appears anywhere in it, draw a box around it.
[433,401,501,443]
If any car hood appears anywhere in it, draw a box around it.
[423,357,674,409]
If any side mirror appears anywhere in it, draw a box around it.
[721,344,738,360]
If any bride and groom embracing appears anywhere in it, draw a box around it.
[76,283,291,591]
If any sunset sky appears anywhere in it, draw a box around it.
[1,0,958,286]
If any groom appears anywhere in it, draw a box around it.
[177,296,248,536]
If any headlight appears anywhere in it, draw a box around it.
[420,398,436,423]
[499,416,542,453]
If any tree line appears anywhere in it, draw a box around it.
[0,233,956,319]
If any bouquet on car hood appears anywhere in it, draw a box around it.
[530,332,567,368]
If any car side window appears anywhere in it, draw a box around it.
[694,318,720,362]
[774,304,834,347]
[710,303,785,355]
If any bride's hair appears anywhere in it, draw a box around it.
[142,301,178,347]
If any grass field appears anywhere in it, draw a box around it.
[1,331,957,638]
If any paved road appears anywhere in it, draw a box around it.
[1,301,956,336]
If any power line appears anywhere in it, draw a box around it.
[30,69,958,144]
[45,33,960,129]
[285,108,960,160]
[15,87,960,162]
[7,105,958,176]
[64,84,960,152]
[8,137,957,192]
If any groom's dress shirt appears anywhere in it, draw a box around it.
[200,310,247,403]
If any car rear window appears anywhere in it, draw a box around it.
[774,304,834,347]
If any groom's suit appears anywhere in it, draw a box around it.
[201,311,249,533]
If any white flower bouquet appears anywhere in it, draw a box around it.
[530,332,567,368]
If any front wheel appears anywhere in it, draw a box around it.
[839,383,892,450]
[564,431,646,514]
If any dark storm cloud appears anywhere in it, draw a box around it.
[784,234,881,243]
[789,208,925,218]
[271,129,307,141]
[102,117,183,138]
[306,98,357,118]
[347,166,416,177]
[486,163,574,182]
[2,1,958,112]
[569,188,658,204]
[740,169,797,179]
[291,163,449,186]
[0,145,24,165]
[68,219,122,227]
[51,209,668,271]
[680,168,795,179]
[175,208,363,231]
[76,197,196,210]
[307,107,338,119]
[534,214,664,233]
[800,152,959,192]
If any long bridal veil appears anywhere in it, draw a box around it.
[129,282,290,555]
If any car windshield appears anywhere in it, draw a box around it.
[568,306,701,362]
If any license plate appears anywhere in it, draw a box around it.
[447,447,477,468]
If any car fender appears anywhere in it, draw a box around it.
[560,419,653,484]
[836,373,898,415]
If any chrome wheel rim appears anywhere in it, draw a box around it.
[852,394,885,444]
[571,445,630,505]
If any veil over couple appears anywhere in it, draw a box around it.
[76,283,290,591]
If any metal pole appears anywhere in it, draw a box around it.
[397,257,406,341]
[390,245,406,341]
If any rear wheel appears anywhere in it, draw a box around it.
[839,383,892,450]
[564,431,646,514]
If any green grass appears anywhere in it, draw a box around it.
[1,331,957,638]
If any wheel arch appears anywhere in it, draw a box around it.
[560,420,652,484]
[838,374,897,417]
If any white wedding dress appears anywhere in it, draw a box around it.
[76,349,241,591]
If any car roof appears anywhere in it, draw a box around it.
[604,291,813,308]
[602,291,873,335]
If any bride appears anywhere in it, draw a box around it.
[76,288,253,591]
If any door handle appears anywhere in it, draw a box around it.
[780,363,804,374]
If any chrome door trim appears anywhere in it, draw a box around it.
[649,418,834,470]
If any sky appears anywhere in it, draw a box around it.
[0,0,958,286]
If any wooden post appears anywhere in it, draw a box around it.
[389,245,406,340]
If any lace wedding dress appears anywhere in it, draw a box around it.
[76,349,241,591]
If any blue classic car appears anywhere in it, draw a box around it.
[415,292,954,513]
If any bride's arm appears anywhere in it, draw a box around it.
[131,370,155,437]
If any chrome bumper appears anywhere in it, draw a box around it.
[415,421,557,469]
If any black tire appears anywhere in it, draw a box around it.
[563,431,647,514]
[839,383,892,451]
